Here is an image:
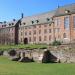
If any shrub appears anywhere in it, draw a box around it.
[8,49,17,56]
[52,40,61,46]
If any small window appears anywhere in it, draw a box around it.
[39,25,41,28]
[49,35,51,40]
[21,38,23,42]
[25,32,27,35]
[4,21,6,24]
[21,32,23,36]
[9,29,10,31]
[47,18,50,21]
[39,36,41,41]
[55,28,60,33]
[73,16,75,28]
[34,37,36,42]
[29,31,31,35]
[12,23,14,25]
[33,30,36,34]
[44,29,47,34]
[39,30,41,34]
[28,26,31,29]
[36,20,39,23]
[9,24,11,26]
[49,29,51,33]
[55,18,61,26]
[44,36,47,41]
[44,24,47,27]
[12,33,13,36]
[33,25,36,28]
[23,22,26,25]
[49,24,51,26]
[12,28,13,31]
[25,27,27,29]
[29,37,31,42]
[64,16,69,29]
[63,33,66,38]
[31,21,34,24]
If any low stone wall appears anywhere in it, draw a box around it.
[2,44,75,63]
[49,44,75,63]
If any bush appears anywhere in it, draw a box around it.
[8,49,17,56]
[52,40,61,46]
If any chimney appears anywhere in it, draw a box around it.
[21,13,24,18]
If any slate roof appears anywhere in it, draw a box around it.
[20,10,55,27]
[1,3,75,28]
[55,3,75,17]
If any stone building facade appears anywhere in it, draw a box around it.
[0,3,75,44]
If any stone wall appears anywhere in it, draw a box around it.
[49,44,75,63]
[2,44,75,63]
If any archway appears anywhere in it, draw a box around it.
[24,38,28,44]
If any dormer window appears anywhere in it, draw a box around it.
[23,22,26,25]
[47,18,50,21]
[12,23,14,25]
[65,10,70,14]
[31,21,34,24]
[9,24,11,26]
[4,21,6,24]
[0,22,3,24]
[36,20,39,23]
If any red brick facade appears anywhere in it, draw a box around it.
[0,4,75,44]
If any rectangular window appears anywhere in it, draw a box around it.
[49,29,51,33]
[64,16,69,29]
[55,18,61,26]
[44,29,47,34]
[39,30,41,34]
[34,37,36,42]
[32,21,34,24]
[73,16,75,28]
[29,31,31,35]
[28,26,31,29]
[25,32,27,35]
[44,24,47,27]
[44,36,47,41]
[12,33,13,36]
[29,37,31,42]
[63,33,66,38]
[39,36,41,41]
[39,25,41,28]
[36,20,39,23]
[33,25,36,28]
[49,35,51,40]
[21,38,23,42]
[55,28,60,33]
[33,30,36,34]
[25,27,27,29]
[21,32,23,36]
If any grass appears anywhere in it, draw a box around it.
[0,56,75,75]
[0,44,48,51]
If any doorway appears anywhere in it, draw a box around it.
[24,38,28,44]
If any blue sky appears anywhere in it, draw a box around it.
[0,0,75,21]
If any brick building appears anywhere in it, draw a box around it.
[0,3,75,44]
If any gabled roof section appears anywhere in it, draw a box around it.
[55,3,75,17]
[20,10,55,26]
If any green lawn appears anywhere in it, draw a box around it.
[0,44,48,51]
[0,56,75,75]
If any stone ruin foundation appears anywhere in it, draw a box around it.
[1,44,75,63]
